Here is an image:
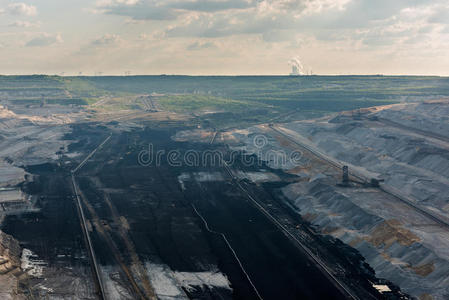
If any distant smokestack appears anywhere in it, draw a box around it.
[289,56,305,76]
[291,65,299,75]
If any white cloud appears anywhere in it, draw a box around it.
[74,34,124,57]
[95,0,258,20]
[187,40,216,51]
[7,3,37,16]
[9,21,41,28]
[96,0,140,6]
[25,33,63,47]
[138,31,165,40]
[3,0,449,75]
[90,34,122,46]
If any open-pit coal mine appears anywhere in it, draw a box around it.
[0,123,406,300]
[1,75,449,300]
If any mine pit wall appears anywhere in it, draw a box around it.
[0,231,22,269]
[0,104,96,299]
[0,230,25,299]
[238,123,449,300]
[374,100,449,140]
[281,104,449,216]
[282,179,449,299]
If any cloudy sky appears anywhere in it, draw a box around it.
[0,0,448,75]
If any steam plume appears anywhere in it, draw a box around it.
[289,56,306,75]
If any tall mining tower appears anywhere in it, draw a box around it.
[342,166,349,186]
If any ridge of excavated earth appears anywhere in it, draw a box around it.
[216,99,449,300]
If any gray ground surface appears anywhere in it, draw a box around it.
[2,94,449,299]
[217,100,449,300]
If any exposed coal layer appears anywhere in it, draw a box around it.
[79,126,347,299]
[2,123,408,299]
[2,171,86,266]
[1,168,96,298]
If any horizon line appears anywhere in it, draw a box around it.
[1,74,448,78]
